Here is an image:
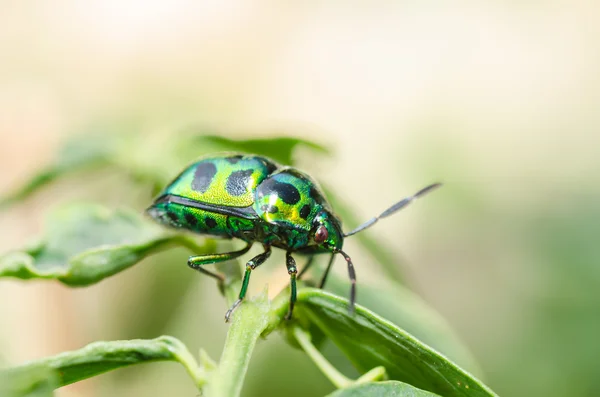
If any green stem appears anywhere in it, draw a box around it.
[186,243,276,396]
[293,327,352,388]
[293,326,387,389]
[355,367,388,385]
[203,291,270,397]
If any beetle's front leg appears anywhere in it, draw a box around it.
[285,252,298,320]
[225,244,272,322]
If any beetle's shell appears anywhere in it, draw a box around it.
[164,155,277,208]
[148,153,339,249]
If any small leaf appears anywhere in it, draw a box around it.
[293,289,497,397]
[0,203,203,285]
[0,133,120,208]
[327,381,441,397]
[195,135,330,165]
[0,365,58,397]
[4,336,202,389]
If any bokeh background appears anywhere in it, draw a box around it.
[1,1,599,396]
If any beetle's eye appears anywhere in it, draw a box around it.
[314,225,328,244]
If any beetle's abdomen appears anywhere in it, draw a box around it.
[162,155,278,208]
[148,201,257,240]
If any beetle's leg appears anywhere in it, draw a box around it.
[187,242,253,282]
[297,255,315,280]
[285,252,298,320]
[318,253,336,289]
[225,244,271,322]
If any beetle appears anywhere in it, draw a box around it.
[146,153,440,322]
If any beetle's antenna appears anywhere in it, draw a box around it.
[343,183,442,237]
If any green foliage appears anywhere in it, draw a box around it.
[0,204,208,285]
[0,365,57,397]
[323,271,481,374]
[327,381,441,397]
[289,289,495,397]
[0,132,497,396]
[4,337,202,394]
[0,133,121,209]
[196,135,330,166]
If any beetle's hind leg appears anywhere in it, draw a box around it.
[187,242,253,282]
[285,252,298,320]
[225,244,272,322]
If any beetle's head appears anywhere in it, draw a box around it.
[311,210,343,251]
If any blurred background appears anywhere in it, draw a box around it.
[1,1,599,396]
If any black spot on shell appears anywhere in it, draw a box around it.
[185,213,198,227]
[279,183,301,204]
[167,212,178,222]
[225,155,243,164]
[259,179,301,205]
[205,217,217,228]
[299,204,311,219]
[261,204,279,214]
[226,170,254,196]
[192,162,217,193]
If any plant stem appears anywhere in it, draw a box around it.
[293,326,352,388]
[203,291,270,397]
[293,326,387,389]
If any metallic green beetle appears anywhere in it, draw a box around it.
[146,153,440,321]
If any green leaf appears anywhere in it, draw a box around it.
[324,272,482,375]
[0,203,205,285]
[3,336,202,390]
[327,381,441,397]
[195,135,330,165]
[291,288,497,397]
[0,133,120,208]
[0,365,58,397]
